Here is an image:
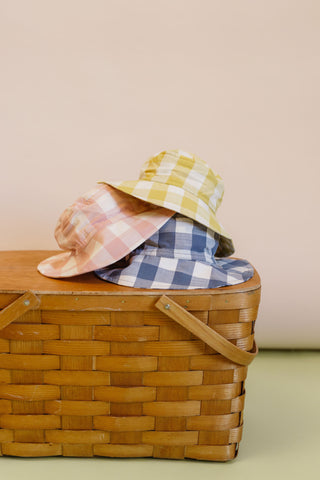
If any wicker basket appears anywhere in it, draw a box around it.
[0,251,261,461]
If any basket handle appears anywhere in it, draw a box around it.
[0,291,40,331]
[155,295,258,366]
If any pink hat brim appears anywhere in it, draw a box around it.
[38,192,174,278]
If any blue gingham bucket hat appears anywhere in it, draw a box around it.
[95,213,254,290]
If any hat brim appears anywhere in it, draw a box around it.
[101,180,235,257]
[95,255,253,290]
[37,208,174,278]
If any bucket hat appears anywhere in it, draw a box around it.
[99,149,235,257]
[37,184,174,278]
[95,213,254,290]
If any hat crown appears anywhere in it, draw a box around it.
[55,185,159,253]
[139,150,225,213]
[55,191,101,253]
[132,213,219,265]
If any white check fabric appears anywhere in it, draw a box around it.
[95,213,254,290]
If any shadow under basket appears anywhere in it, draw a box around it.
[0,251,261,461]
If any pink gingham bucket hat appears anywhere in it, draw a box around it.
[37,184,174,278]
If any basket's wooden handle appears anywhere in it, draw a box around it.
[0,291,40,331]
[155,295,258,366]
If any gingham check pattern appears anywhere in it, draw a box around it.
[95,213,254,290]
[37,184,174,278]
[100,149,235,257]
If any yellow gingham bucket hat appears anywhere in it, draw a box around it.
[100,150,234,257]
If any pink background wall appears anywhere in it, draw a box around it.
[1,0,319,348]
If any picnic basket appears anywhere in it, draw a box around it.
[0,250,261,461]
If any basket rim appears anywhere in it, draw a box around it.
[0,250,261,296]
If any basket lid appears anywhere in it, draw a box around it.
[0,250,261,296]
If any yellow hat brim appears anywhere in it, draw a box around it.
[99,180,235,256]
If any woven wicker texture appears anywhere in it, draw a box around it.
[0,251,261,462]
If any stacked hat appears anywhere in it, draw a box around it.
[38,149,253,289]
[102,149,235,257]
[95,213,253,290]
[37,184,174,278]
